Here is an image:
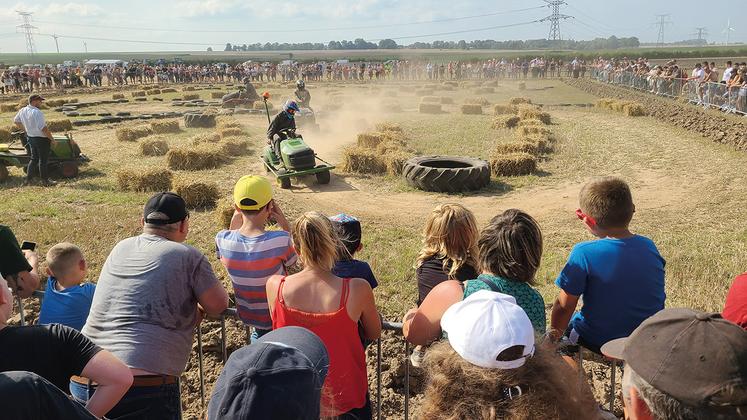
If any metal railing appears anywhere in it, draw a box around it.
[590,68,747,116]
[15,292,411,420]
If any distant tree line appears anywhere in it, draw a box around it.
[221,36,639,52]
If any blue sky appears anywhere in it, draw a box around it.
[0,0,743,52]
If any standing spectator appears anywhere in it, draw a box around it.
[0,224,40,298]
[602,308,747,420]
[267,211,381,419]
[38,243,95,331]
[0,275,133,418]
[13,94,57,186]
[78,192,229,419]
[724,273,747,329]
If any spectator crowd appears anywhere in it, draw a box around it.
[1,175,746,419]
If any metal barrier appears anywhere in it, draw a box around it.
[591,69,747,116]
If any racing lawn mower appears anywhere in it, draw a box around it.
[0,132,90,182]
[294,107,320,132]
[260,96,333,189]
[221,86,257,108]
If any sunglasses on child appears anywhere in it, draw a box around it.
[575,209,596,227]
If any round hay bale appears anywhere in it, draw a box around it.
[166,145,228,170]
[493,141,539,156]
[440,97,454,104]
[139,137,170,156]
[183,93,200,101]
[211,91,224,99]
[518,81,526,91]
[150,120,180,134]
[491,115,521,129]
[174,179,220,209]
[464,97,490,106]
[161,88,177,93]
[623,103,647,117]
[183,113,216,128]
[116,167,173,192]
[191,132,221,145]
[220,138,249,155]
[132,91,146,97]
[219,127,244,139]
[493,104,518,115]
[115,126,153,142]
[419,103,442,114]
[340,146,386,174]
[460,104,483,115]
[517,107,551,124]
[490,153,537,176]
[421,96,440,103]
[509,97,532,105]
[47,119,73,132]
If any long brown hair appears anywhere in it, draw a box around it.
[478,209,543,285]
[415,203,479,277]
[420,340,598,420]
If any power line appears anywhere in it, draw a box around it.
[692,27,708,43]
[16,11,38,57]
[365,19,543,42]
[37,33,215,47]
[539,1,572,41]
[653,14,673,47]
[33,6,547,34]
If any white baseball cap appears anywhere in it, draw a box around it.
[441,290,535,369]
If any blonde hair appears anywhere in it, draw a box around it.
[415,204,479,278]
[46,243,83,278]
[292,211,340,272]
[420,340,598,420]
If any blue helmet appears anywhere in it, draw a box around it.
[283,100,300,113]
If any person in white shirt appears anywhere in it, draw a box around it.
[13,94,57,186]
[722,60,734,83]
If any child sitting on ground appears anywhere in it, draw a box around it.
[329,214,377,290]
[38,243,95,331]
[550,177,666,353]
[216,175,297,343]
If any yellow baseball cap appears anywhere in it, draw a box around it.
[233,175,273,210]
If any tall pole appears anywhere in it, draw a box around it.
[84,41,88,54]
[15,11,37,57]
[540,1,572,42]
[654,14,672,47]
[53,34,60,53]
[693,27,707,44]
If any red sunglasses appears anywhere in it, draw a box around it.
[575,209,596,227]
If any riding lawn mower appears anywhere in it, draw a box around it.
[0,132,90,182]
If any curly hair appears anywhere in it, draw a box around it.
[420,340,598,420]
[415,203,479,278]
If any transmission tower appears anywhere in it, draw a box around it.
[540,1,572,42]
[654,14,673,47]
[15,11,38,57]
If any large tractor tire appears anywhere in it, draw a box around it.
[183,113,216,128]
[402,156,490,193]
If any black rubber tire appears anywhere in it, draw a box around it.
[183,113,216,128]
[402,155,490,193]
[315,168,331,185]
[277,169,291,189]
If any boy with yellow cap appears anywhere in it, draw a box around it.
[216,175,297,342]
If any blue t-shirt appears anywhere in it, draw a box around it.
[332,259,378,289]
[38,277,96,331]
[555,235,666,350]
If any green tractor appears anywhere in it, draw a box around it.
[0,132,90,182]
[262,128,333,189]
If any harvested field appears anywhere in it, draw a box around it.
[492,115,521,129]
[150,120,180,134]
[220,138,249,155]
[116,167,173,192]
[219,127,245,139]
[418,103,442,114]
[166,145,228,170]
[191,132,221,145]
[139,137,170,156]
[464,97,490,106]
[174,179,221,209]
[115,126,152,142]
[509,97,532,105]
[493,104,518,115]
[518,107,551,124]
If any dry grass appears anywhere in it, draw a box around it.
[115,126,152,142]
[489,153,537,176]
[464,97,490,106]
[211,92,224,99]
[384,151,411,176]
[215,200,236,230]
[191,132,221,145]
[0,103,17,112]
[491,115,521,129]
[375,122,403,133]
[357,132,391,149]
[519,125,552,136]
[623,103,648,117]
[47,119,73,132]
[139,137,170,156]
[460,104,483,115]
[493,104,518,115]
[419,103,442,114]
[166,145,228,170]
[116,167,173,192]
[509,97,532,105]
[150,120,180,134]
[341,146,387,174]
[173,179,221,209]
[215,117,242,130]
[219,127,245,139]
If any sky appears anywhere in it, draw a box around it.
[0,0,744,53]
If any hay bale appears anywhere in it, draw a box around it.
[174,179,220,209]
[465,97,490,106]
[211,91,224,99]
[519,125,552,136]
[216,200,235,230]
[440,97,454,104]
[519,136,553,154]
[518,81,526,91]
[47,119,73,132]
[66,98,79,104]
[357,132,390,149]
[518,119,544,128]
[132,91,146,97]
[191,132,221,145]
[116,167,173,192]
[419,103,442,114]
[374,122,403,133]
[340,146,386,174]
[491,115,521,129]
[490,153,537,176]
[623,103,647,117]
[493,104,517,115]
[161,88,177,93]
[509,97,532,105]
[384,151,411,176]
[183,93,200,101]
[0,103,17,113]
[216,116,241,130]
[115,126,153,142]
[146,89,162,95]
[596,98,616,110]
[112,93,125,100]
[460,104,483,115]
[220,138,249,155]
[166,145,228,170]
[517,108,551,124]
[184,86,196,91]
[421,96,440,103]
[139,137,170,156]
[493,141,539,156]
[219,127,244,139]
[376,139,408,155]
[150,120,180,134]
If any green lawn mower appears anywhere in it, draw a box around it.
[0,132,90,182]
[262,127,334,189]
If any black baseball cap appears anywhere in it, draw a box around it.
[207,327,329,420]
[602,308,747,409]
[28,94,45,103]
[143,192,189,225]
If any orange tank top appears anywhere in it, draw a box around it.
[272,277,367,416]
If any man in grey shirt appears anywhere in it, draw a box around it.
[78,192,229,420]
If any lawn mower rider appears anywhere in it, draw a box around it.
[221,77,261,107]
[294,80,312,110]
[267,100,300,158]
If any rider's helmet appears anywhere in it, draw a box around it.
[296,79,305,89]
[283,100,300,114]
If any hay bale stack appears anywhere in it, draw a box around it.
[490,153,537,176]
[384,151,411,176]
[623,103,647,117]
[47,119,73,132]
[173,179,220,209]
[166,145,228,170]
[183,93,200,101]
[220,127,245,139]
[517,107,551,124]
[0,103,17,113]
[116,167,173,192]
[438,97,453,105]
[461,104,483,115]
[419,103,442,114]
[491,115,521,129]
[146,89,162,95]
[161,88,177,93]
[139,137,170,156]
[357,132,390,149]
[216,116,242,130]
[519,125,552,136]
[519,135,553,154]
[421,96,440,103]
[611,101,629,112]
[150,120,180,134]
[518,119,544,128]
[220,138,249,155]
[509,97,532,105]
[115,126,153,142]
[191,132,221,145]
[518,81,526,91]
[376,138,409,155]
[493,141,539,156]
[132,91,146,97]
[465,97,490,106]
[340,146,386,174]
[211,91,224,99]
[493,104,517,115]
[112,93,125,100]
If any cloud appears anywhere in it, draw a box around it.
[175,0,384,20]
[0,2,103,19]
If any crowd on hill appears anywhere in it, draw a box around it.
[1,175,746,419]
